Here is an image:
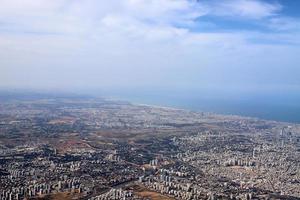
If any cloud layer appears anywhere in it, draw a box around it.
[0,0,299,92]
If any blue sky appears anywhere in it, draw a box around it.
[0,0,299,94]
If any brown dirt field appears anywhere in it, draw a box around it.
[131,184,175,200]
[37,192,81,200]
[137,191,174,200]
[53,139,93,153]
[48,117,76,125]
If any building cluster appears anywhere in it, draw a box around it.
[0,98,300,199]
[1,179,84,200]
[0,145,144,200]
[90,189,135,200]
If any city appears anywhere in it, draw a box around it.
[0,96,299,199]
[1,0,300,199]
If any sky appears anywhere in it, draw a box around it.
[0,0,300,95]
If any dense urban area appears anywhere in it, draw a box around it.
[0,94,299,200]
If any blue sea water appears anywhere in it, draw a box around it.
[99,89,300,124]
[2,89,299,124]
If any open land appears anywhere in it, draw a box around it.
[0,94,299,199]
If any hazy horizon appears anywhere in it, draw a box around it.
[1,88,300,124]
[1,0,300,122]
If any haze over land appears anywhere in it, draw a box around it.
[1,0,300,122]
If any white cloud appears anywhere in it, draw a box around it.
[0,0,299,90]
[0,0,285,38]
[206,0,281,19]
[267,17,300,31]
[0,1,200,31]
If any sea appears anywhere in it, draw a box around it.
[1,89,300,124]
[99,88,300,124]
